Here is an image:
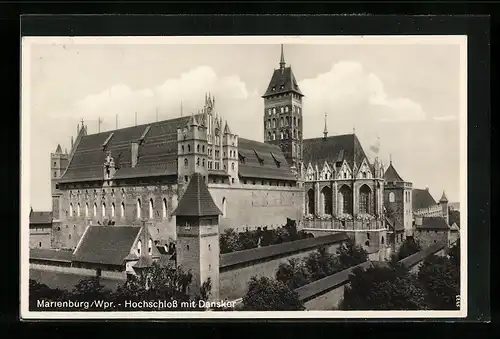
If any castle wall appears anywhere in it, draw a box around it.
[52,182,181,249]
[29,226,52,249]
[208,183,303,232]
[414,229,449,249]
[218,240,343,301]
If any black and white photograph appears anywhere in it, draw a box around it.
[21,35,467,319]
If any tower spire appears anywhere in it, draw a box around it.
[280,44,286,70]
[389,154,392,165]
[323,112,328,138]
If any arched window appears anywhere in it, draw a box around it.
[272,118,276,128]
[181,145,184,153]
[85,203,89,217]
[231,163,235,170]
[272,132,276,140]
[362,172,367,179]
[280,107,284,113]
[293,117,297,126]
[286,106,289,113]
[202,159,205,167]
[221,197,227,217]
[359,185,371,214]
[389,192,395,203]
[280,131,284,140]
[69,203,73,217]
[93,203,97,217]
[381,236,385,245]
[137,199,142,219]
[149,199,154,219]
[148,239,152,255]
[77,203,80,216]
[321,186,332,215]
[339,185,353,215]
[197,144,200,152]
[272,108,276,114]
[188,144,191,152]
[162,198,167,219]
[268,131,272,140]
[102,202,106,217]
[307,189,315,215]
[280,117,284,127]
[184,158,188,167]
[121,202,125,218]
[196,158,200,166]
[111,203,115,217]
[137,240,142,255]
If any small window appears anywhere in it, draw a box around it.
[365,240,369,246]
[57,227,61,231]
[367,232,370,240]
[185,222,191,230]
[184,158,188,167]
[186,245,190,251]
[69,234,72,240]
[208,244,211,251]
[185,176,188,182]
[209,264,211,271]
[148,239,152,255]
[188,144,191,152]
[137,240,142,255]
[389,192,395,203]
[181,145,185,153]
[232,178,235,184]
[381,236,385,245]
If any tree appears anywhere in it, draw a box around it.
[238,230,259,250]
[304,246,339,281]
[29,279,67,310]
[340,266,427,310]
[113,262,207,311]
[336,240,368,270]
[275,258,311,289]
[418,255,460,310]
[72,276,111,302]
[241,276,305,311]
[448,240,460,268]
[220,228,243,253]
[397,238,421,261]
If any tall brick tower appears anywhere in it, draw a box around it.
[383,159,413,238]
[173,172,222,302]
[262,44,304,167]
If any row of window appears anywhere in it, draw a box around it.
[266,116,301,129]
[267,129,301,141]
[183,158,235,171]
[307,185,373,215]
[136,239,153,256]
[68,198,168,220]
[267,106,301,115]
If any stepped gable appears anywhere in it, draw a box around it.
[384,163,404,182]
[60,116,193,183]
[238,138,296,181]
[302,134,369,170]
[173,173,222,217]
[412,188,437,210]
[73,226,160,266]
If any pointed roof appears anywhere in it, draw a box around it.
[323,113,328,138]
[262,45,303,98]
[224,122,232,135]
[55,144,62,154]
[384,162,404,182]
[173,173,222,217]
[188,113,198,126]
[439,191,448,203]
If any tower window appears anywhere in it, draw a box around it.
[53,162,56,167]
[188,144,191,152]
[136,199,141,219]
[202,159,205,167]
[184,158,188,167]
[197,144,200,152]
[181,145,184,153]
[148,239,152,255]
[162,198,167,219]
[149,199,154,219]
[285,106,289,113]
[389,192,395,203]
[54,172,57,178]
[121,202,125,218]
[137,240,141,255]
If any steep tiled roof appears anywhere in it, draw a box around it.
[295,261,373,301]
[220,233,349,269]
[384,163,404,182]
[173,173,222,217]
[417,217,450,230]
[238,138,296,181]
[73,226,142,266]
[302,134,368,169]
[60,116,191,183]
[399,243,446,268]
[29,211,53,224]
[412,188,437,210]
[262,67,303,98]
[30,248,73,263]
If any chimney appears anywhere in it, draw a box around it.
[131,142,139,168]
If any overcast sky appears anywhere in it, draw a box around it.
[25,37,465,211]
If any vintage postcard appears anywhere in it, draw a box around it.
[21,35,467,319]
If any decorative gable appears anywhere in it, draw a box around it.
[337,160,352,180]
[357,158,372,179]
[306,163,315,181]
[320,161,332,180]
